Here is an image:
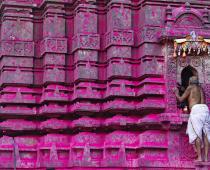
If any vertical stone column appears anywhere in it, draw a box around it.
[40,3,68,115]
[0,2,37,168]
[0,5,34,86]
[0,3,37,117]
[106,0,133,79]
[104,0,134,111]
[102,0,133,166]
[41,3,67,84]
[71,2,100,113]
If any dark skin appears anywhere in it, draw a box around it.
[174,84,204,110]
[174,76,208,162]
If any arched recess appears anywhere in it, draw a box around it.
[175,13,203,28]
[181,65,198,89]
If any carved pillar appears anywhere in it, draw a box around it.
[71,2,100,112]
[165,43,178,114]
[106,0,133,78]
[42,3,67,84]
[40,3,68,115]
[72,2,99,80]
[0,4,34,86]
[0,3,37,118]
[104,0,134,111]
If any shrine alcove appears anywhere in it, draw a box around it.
[181,65,198,90]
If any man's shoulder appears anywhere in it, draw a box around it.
[186,85,193,90]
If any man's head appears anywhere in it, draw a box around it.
[189,76,199,85]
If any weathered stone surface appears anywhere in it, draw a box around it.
[0,0,209,169]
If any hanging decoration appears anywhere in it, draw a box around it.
[173,31,210,58]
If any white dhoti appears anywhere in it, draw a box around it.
[186,104,210,144]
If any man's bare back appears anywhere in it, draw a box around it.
[174,76,205,110]
[186,85,204,110]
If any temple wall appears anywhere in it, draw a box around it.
[0,0,209,169]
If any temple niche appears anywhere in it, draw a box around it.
[0,0,210,169]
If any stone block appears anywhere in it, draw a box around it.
[0,56,33,68]
[72,82,101,100]
[105,80,135,98]
[1,19,33,41]
[39,104,68,115]
[43,54,65,66]
[0,119,37,131]
[39,118,70,131]
[14,136,38,168]
[38,134,70,167]
[107,46,131,59]
[102,99,135,111]
[0,105,37,116]
[43,66,65,83]
[74,5,98,34]
[136,99,165,111]
[136,84,165,97]
[74,50,98,63]
[107,59,132,78]
[0,136,14,168]
[107,1,131,31]
[40,85,69,102]
[74,62,98,80]
[139,130,168,148]
[71,101,100,113]
[43,15,66,38]
[0,87,37,104]
[0,67,33,85]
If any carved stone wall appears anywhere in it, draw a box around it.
[0,0,209,169]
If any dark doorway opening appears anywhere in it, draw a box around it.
[181,65,198,90]
[178,65,198,112]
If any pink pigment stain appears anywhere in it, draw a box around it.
[0,0,209,169]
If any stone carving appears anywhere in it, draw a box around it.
[105,30,134,48]
[72,34,100,51]
[138,27,159,45]
[1,41,34,57]
[175,14,202,28]
[166,57,177,113]
[40,38,67,56]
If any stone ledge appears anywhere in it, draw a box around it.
[195,162,210,170]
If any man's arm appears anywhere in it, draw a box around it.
[174,86,191,102]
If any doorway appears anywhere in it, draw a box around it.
[178,65,198,111]
[181,65,198,89]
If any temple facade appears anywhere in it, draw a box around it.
[0,0,210,169]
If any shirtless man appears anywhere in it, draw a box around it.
[174,76,210,162]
